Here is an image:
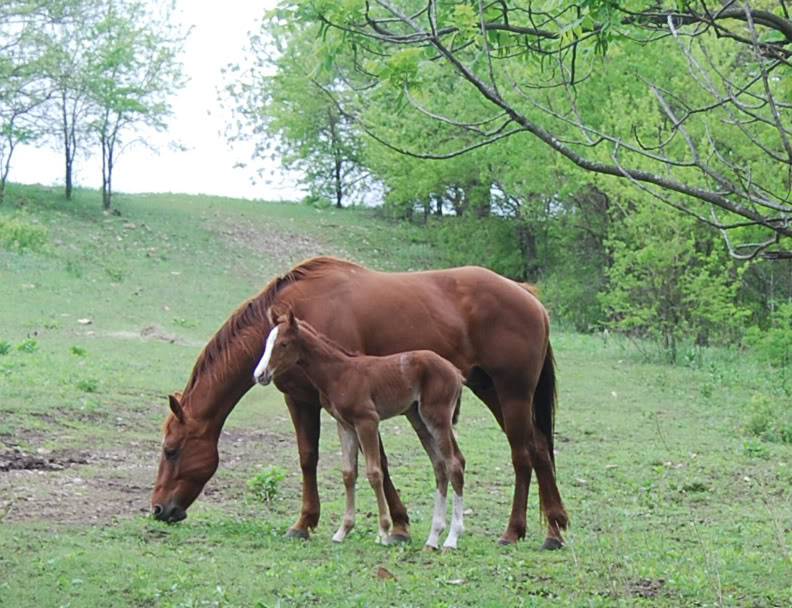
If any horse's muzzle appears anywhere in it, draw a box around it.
[152,503,187,523]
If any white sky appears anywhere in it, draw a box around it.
[12,1,305,201]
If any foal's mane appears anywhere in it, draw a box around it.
[183,256,362,393]
[297,318,361,358]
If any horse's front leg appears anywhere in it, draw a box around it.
[284,395,321,539]
[332,421,358,543]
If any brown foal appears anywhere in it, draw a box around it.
[254,310,466,549]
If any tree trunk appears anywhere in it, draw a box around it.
[334,157,342,209]
[61,92,73,200]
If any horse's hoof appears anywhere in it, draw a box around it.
[285,527,310,540]
[385,533,411,545]
[423,544,438,552]
[541,537,564,551]
[497,536,517,546]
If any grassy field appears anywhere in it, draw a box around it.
[0,185,790,607]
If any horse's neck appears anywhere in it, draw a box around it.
[297,332,351,393]
[187,330,261,426]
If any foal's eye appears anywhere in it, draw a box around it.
[279,343,287,349]
[163,447,179,461]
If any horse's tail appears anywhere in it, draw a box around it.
[452,391,462,426]
[533,342,557,469]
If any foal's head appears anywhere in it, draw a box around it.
[150,392,220,523]
[253,309,302,386]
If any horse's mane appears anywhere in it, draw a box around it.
[183,256,362,393]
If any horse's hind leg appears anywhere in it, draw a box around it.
[405,408,448,550]
[494,389,534,546]
[332,421,358,543]
[496,387,567,548]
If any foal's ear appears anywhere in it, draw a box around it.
[287,309,298,330]
[168,393,185,422]
[268,307,280,326]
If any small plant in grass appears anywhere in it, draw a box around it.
[17,339,38,353]
[743,439,770,459]
[70,345,87,357]
[0,340,11,355]
[104,266,124,282]
[76,378,98,393]
[172,317,197,329]
[246,466,287,503]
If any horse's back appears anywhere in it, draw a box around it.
[281,261,549,381]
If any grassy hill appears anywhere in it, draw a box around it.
[0,185,790,607]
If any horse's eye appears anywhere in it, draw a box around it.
[163,447,179,461]
[279,343,287,348]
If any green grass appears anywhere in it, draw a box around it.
[1,185,790,607]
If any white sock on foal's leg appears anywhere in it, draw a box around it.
[442,493,464,549]
[425,490,447,549]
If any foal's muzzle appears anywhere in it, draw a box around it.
[254,369,273,386]
[152,503,187,523]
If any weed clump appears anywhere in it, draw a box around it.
[246,466,287,503]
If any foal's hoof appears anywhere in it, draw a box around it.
[541,537,564,551]
[285,527,310,540]
[381,533,410,546]
[497,536,518,546]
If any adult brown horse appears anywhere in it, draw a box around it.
[151,256,568,548]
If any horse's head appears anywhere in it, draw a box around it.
[151,392,219,522]
[253,309,301,386]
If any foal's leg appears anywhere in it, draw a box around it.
[437,430,465,550]
[332,422,358,543]
[354,417,393,544]
[405,408,448,550]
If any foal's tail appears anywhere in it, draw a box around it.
[533,342,557,469]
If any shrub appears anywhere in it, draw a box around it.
[745,393,792,445]
[0,215,48,252]
[0,341,11,356]
[246,466,287,503]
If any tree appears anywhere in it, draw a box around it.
[280,0,792,259]
[85,0,186,210]
[224,19,367,208]
[40,0,103,200]
[0,1,53,203]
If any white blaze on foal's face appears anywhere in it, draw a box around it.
[253,326,279,384]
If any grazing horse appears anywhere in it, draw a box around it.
[151,256,568,549]
[253,310,467,549]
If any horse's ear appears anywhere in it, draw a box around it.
[268,307,279,326]
[169,393,184,422]
[288,309,296,326]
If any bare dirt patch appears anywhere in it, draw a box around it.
[0,447,90,472]
[210,216,351,267]
[626,578,666,598]
[0,427,294,525]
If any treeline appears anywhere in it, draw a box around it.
[0,0,185,209]
[224,1,792,364]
